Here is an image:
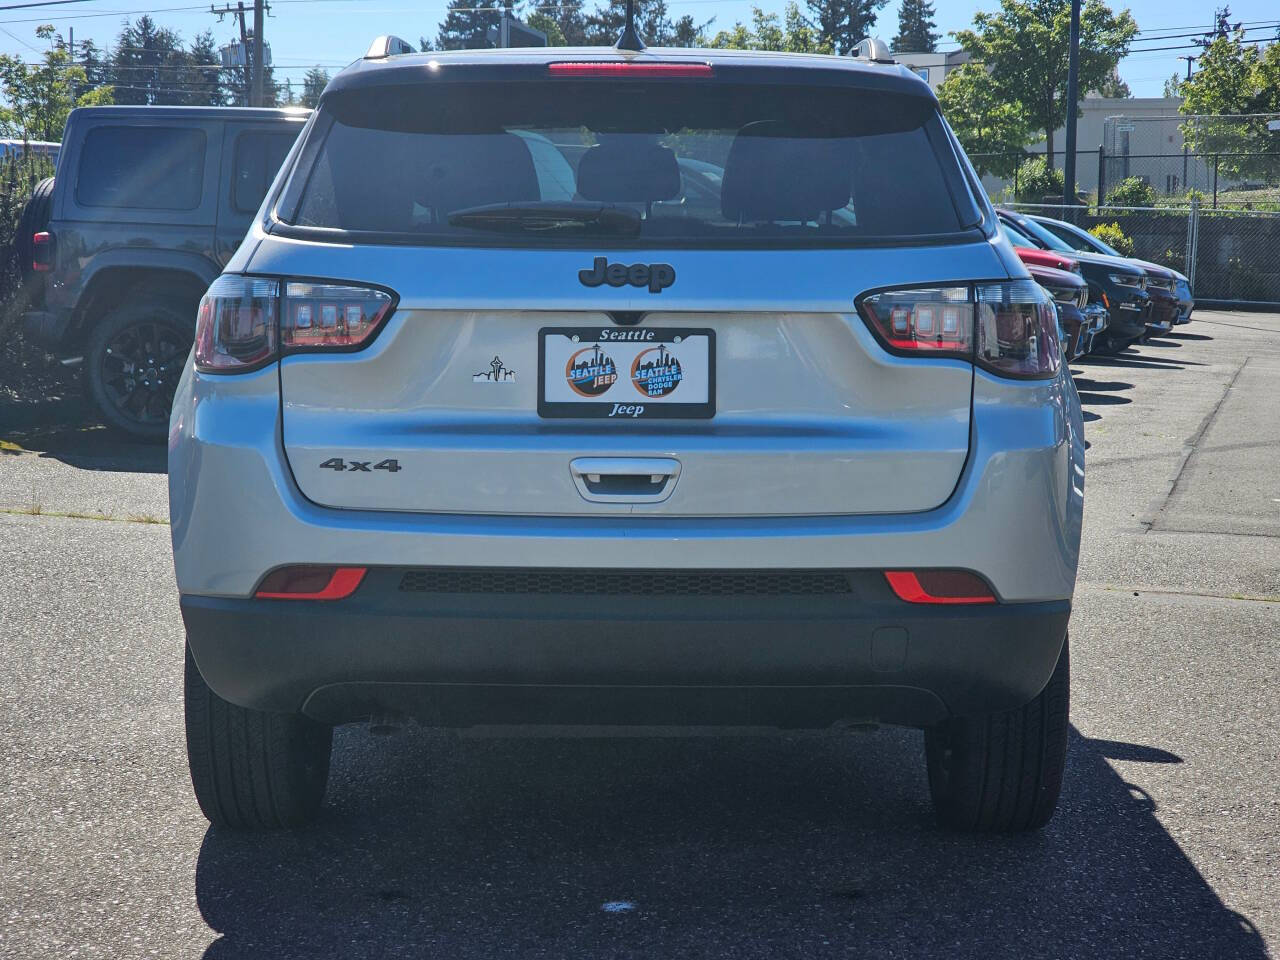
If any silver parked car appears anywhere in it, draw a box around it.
[170,41,1084,832]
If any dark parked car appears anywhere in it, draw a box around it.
[997,210,1149,356]
[20,105,307,438]
[1028,213,1194,324]
[1026,263,1089,360]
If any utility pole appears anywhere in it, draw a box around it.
[1061,0,1081,207]
[251,0,264,107]
[67,27,75,101]
[1178,55,1196,192]
[211,2,254,105]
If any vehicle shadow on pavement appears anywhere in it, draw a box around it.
[194,726,1267,960]
[0,395,165,474]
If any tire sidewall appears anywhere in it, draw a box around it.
[85,297,194,441]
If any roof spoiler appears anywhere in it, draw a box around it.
[851,37,895,64]
[365,35,415,59]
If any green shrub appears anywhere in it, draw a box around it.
[1104,177,1158,208]
[1088,222,1134,257]
[1014,156,1063,202]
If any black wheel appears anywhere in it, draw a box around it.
[185,644,333,829]
[925,635,1069,832]
[85,297,194,440]
[14,176,54,282]
[1092,331,1132,356]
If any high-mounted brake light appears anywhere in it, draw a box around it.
[548,62,713,78]
[884,570,996,605]
[255,565,367,600]
[858,279,1060,379]
[194,275,395,373]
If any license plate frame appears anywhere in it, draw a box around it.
[538,327,716,420]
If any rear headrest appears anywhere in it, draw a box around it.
[721,121,853,223]
[577,140,681,203]
[416,132,539,215]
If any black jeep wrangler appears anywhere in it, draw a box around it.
[19,105,307,438]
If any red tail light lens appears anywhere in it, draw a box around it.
[281,282,394,353]
[194,276,395,373]
[858,280,1060,379]
[255,565,367,600]
[194,276,279,372]
[859,286,972,355]
[548,62,713,78]
[885,570,996,604]
[975,279,1061,379]
[32,231,54,271]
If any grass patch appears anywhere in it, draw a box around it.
[0,505,168,525]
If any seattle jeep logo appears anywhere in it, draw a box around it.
[579,257,675,294]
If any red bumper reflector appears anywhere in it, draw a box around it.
[256,566,367,600]
[884,570,996,605]
[548,62,713,78]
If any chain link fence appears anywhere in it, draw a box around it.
[1007,201,1280,305]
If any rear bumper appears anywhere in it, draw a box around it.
[22,308,72,350]
[181,569,1070,728]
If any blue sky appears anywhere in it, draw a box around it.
[0,0,1276,99]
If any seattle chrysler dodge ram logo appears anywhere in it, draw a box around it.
[579,257,675,294]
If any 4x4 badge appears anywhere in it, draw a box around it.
[579,257,675,294]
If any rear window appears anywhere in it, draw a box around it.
[233,129,300,213]
[280,81,973,246]
[77,126,206,210]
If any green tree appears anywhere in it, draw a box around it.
[108,16,192,105]
[582,0,710,46]
[301,67,330,108]
[181,29,224,106]
[0,26,113,142]
[436,0,513,49]
[526,0,587,44]
[1093,71,1131,98]
[936,62,1034,177]
[709,3,831,52]
[951,0,1137,167]
[1178,28,1280,180]
[890,0,938,53]
[806,0,889,54]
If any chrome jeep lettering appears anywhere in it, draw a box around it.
[608,403,645,417]
[579,257,676,294]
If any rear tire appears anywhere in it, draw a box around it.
[85,296,194,440]
[185,644,333,829]
[925,635,1069,832]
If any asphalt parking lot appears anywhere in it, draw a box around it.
[1,312,1277,959]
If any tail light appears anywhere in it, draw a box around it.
[884,570,996,604]
[858,279,1060,379]
[32,231,54,272]
[194,275,395,373]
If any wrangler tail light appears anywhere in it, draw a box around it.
[194,275,396,373]
[255,565,367,600]
[32,231,54,271]
[884,570,996,605]
[858,280,1060,379]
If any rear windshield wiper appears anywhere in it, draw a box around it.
[447,201,641,237]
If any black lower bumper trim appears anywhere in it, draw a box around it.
[181,568,1070,729]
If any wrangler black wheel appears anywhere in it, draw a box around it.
[86,298,193,440]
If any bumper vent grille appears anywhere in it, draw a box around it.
[398,568,853,597]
